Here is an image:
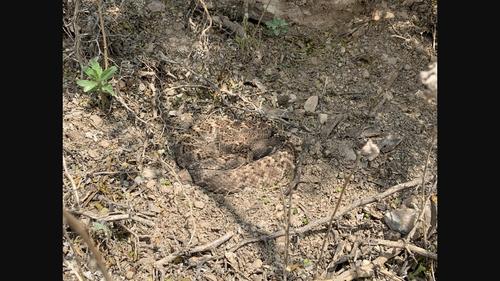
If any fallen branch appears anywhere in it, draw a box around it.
[63,209,114,281]
[284,150,304,280]
[230,177,430,252]
[155,231,234,266]
[317,153,360,268]
[63,155,81,209]
[69,210,155,227]
[364,238,437,260]
[321,249,403,281]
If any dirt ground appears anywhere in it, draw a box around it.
[62,0,437,280]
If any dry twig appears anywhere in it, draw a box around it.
[230,177,430,252]
[406,130,436,242]
[97,0,109,69]
[63,209,114,281]
[317,153,360,271]
[364,238,437,260]
[283,152,303,280]
[63,155,81,209]
[155,231,234,266]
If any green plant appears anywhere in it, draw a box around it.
[76,57,117,109]
[265,18,288,36]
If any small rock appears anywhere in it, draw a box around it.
[277,94,290,107]
[384,208,417,234]
[289,94,297,103]
[379,134,403,153]
[125,270,134,280]
[345,243,352,253]
[253,258,263,269]
[99,140,111,148]
[338,62,343,67]
[362,69,370,78]
[376,202,387,211]
[387,57,398,65]
[304,96,319,113]
[318,113,328,124]
[339,142,357,162]
[147,0,165,12]
[146,180,156,189]
[168,110,178,117]
[404,64,412,70]
[142,167,157,179]
[138,83,146,92]
[194,200,205,209]
[90,115,103,127]
[360,139,380,161]
[88,149,99,159]
[150,204,162,213]
[134,176,144,185]
[384,11,395,19]
[178,169,193,184]
[340,46,346,54]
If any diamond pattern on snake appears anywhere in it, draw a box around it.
[173,115,296,194]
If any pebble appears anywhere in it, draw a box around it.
[384,208,417,234]
[126,270,134,279]
[362,69,370,78]
[387,57,398,65]
[88,149,99,159]
[304,96,319,112]
[360,139,380,161]
[99,140,111,148]
[134,176,144,185]
[339,143,357,162]
[147,0,165,12]
[146,180,156,189]
[194,200,205,209]
[253,258,263,269]
[142,167,157,179]
[90,115,103,127]
[318,113,328,124]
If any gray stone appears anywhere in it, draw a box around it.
[147,0,165,12]
[362,69,370,78]
[318,113,328,124]
[384,208,417,234]
[304,96,319,112]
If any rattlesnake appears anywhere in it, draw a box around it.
[173,115,296,194]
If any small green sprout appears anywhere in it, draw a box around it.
[265,18,289,36]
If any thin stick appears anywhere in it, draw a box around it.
[159,158,197,245]
[164,84,209,95]
[114,95,149,125]
[252,0,272,38]
[97,0,109,69]
[155,231,234,266]
[283,153,303,281]
[63,209,114,281]
[229,177,429,252]
[406,131,436,242]
[63,227,86,281]
[364,238,437,260]
[63,155,81,209]
[317,153,360,268]
[72,0,84,78]
[64,259,86,281]
[328,249,403,281]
